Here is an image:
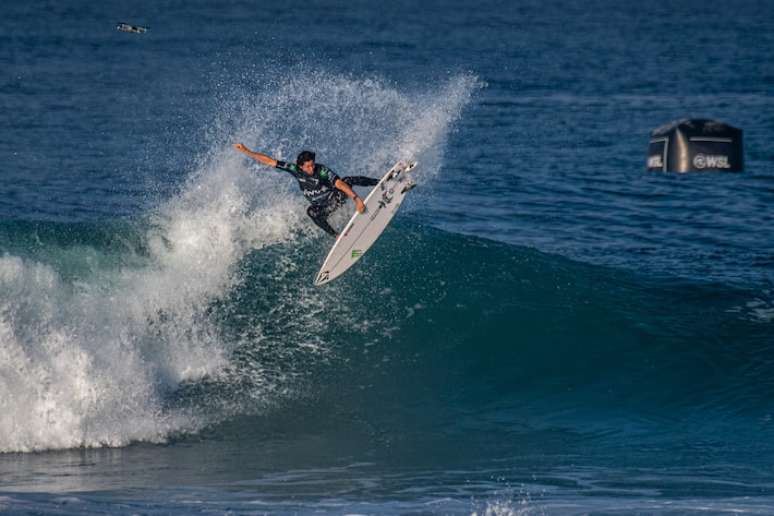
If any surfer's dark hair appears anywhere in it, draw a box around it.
[296,151,316,166]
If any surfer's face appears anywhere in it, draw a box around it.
[300,160,315,175]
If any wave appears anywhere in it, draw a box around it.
[0,71,479,453]
[2,69,771,455]
[4,213,772,454]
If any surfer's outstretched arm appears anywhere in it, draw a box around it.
[232,143,277,167]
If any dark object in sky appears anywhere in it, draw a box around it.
[116,22,148,34]
[647,119,744,173]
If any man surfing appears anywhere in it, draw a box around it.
[233,144,379,237]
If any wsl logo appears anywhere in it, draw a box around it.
[693,154,731,170]
[647,155,664,169]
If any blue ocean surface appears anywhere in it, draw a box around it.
[1,0,773,514]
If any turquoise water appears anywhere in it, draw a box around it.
[1,0,773,514]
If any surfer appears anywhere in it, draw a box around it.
[232,144,378,237]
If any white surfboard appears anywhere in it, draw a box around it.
[314,160,417,286]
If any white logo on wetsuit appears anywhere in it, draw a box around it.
[304,188,327,197]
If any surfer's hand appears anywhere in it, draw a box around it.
[355,197,366,214]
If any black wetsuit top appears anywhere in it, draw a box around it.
[275,160,341,206]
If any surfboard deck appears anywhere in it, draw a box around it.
[314,160,417,286]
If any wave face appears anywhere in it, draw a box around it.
[2,214,772,456]
[0,72,478,453]
[277,226,774,446]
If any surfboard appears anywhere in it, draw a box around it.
[314,160,417,286]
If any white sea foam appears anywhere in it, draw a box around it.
[224,69,480,187]
[0,171,301,453]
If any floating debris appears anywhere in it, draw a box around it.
[116,22,148,34]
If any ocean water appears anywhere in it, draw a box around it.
[1,0,773,514]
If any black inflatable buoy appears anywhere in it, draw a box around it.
[647,119,743,172]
